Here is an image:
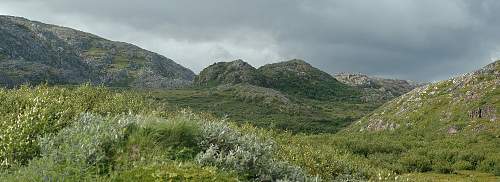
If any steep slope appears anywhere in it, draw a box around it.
[194,59,263,86]
[350,60,498,133]
[258,59,359,100]
[0,15,195,88]
[334,73,423,102]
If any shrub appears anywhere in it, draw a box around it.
[108,162,239,181]
[432,161,454,174]
[478,155,500,176]
[452,160,474,171]
[400,153,432,172]
[195,116,309,181]
[0,84,152,168]
[1,113,134,180]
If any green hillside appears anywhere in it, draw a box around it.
[300,60,500,178]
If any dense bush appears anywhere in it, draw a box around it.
[195,118,309,181]
[1,113,134,181]
[0,84,153,168]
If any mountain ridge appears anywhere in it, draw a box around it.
[0,15,195,88]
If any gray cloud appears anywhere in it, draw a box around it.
[1,0,500,81]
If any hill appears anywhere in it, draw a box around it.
[258,59,358,100]
[194,59,263,86]
[350,60,498,132]
[322,60,499,176]
[164,59,382,133]
[0,15,194,88]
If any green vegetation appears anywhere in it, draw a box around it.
[0,85,313,181]
[145,85,379,134]
[0,61,498,181]
[258,59,359,100]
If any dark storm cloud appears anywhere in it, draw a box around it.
[1,0,500,81]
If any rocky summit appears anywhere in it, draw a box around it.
[0,15,195,88]
[334,73,424,102]
[194,59,263,86]
[350,60,499,133]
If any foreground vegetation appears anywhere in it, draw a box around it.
[0,85,312,181]
[0,84,498,181]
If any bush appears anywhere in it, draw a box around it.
[400,153,432,173]
[432,161,454,174]
[194,115,309,181]
[1,113,134,180]
[0,85,153,168]
[452,160,474,171]
[478,155,500,176]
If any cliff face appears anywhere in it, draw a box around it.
[0,15,195,88]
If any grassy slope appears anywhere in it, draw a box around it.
[140,86,380,134]
[278,61,500,180]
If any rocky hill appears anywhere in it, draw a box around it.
[349,60,499,133]
[334,73,424,102]
[257,59,357,100]
[0,15,195,88]
[194,59,263,86]
[196,59,360,100]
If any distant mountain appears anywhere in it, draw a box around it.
[0,15,195,88]
[334,73,424,102]
[349,60,499,133]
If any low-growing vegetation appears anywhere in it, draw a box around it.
[0,85,313,181]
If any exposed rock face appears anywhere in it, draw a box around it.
[194,60,263,86]
[334,73,423,102]
[469,105,497,122]
[351,60,499,133]
[0,15,195,88]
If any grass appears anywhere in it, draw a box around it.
[142,86,380,134]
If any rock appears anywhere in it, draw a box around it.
[334,72,424,102]
[469,105,497,122]
[447,126,459,134]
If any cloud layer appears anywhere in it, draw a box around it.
[1,0,500,81]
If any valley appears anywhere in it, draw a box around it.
[0,15,498,181]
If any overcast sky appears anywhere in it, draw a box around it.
[1,0,500,81]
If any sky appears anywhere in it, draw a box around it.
[1,0,500,81]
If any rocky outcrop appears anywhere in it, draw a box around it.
[0,15,195,88]
[334,73,423,102]
[469,105,497,122]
